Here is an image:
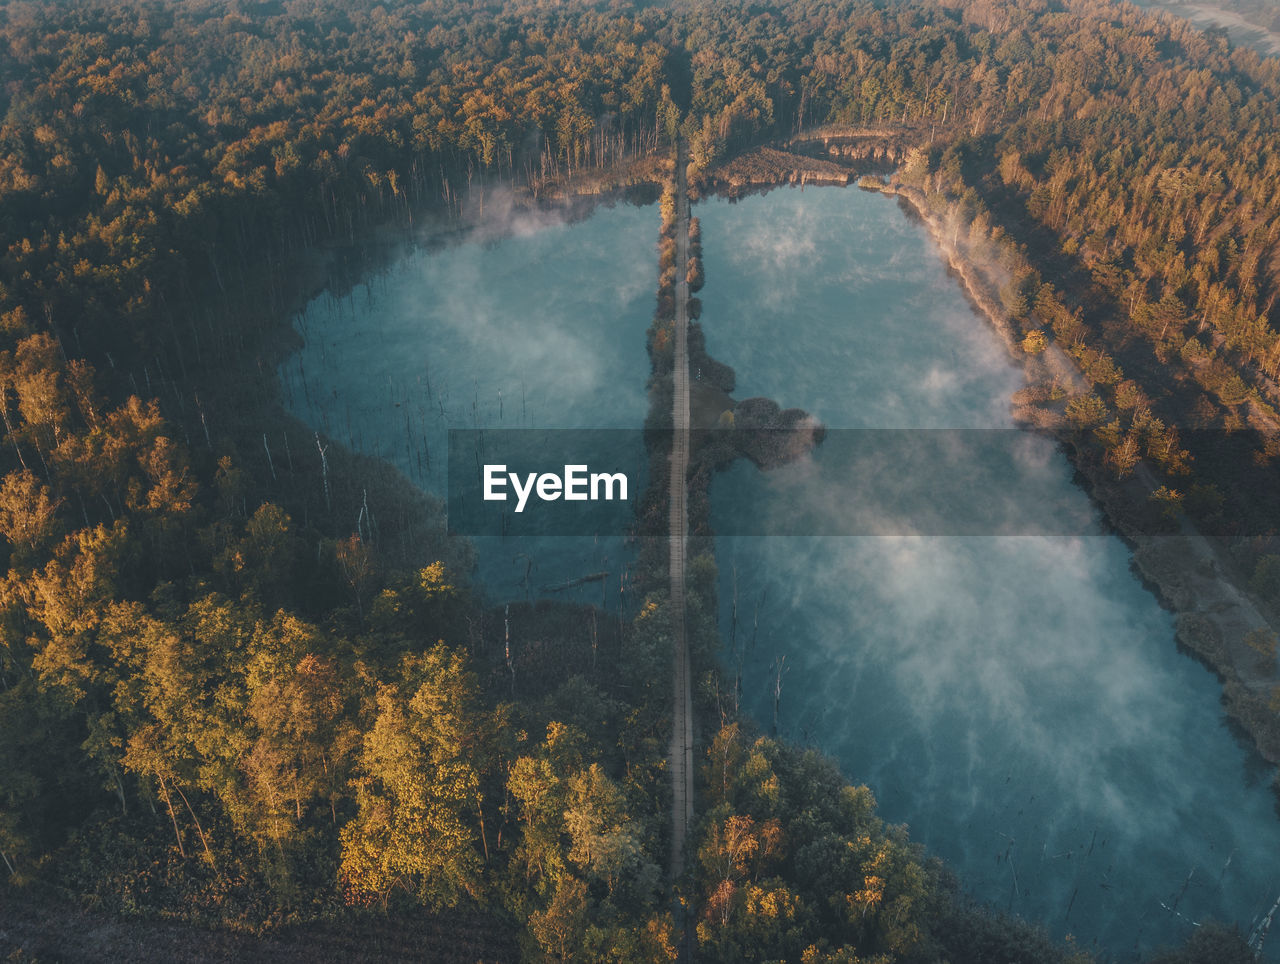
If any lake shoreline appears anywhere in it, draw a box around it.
[273,148,1279,956]
[282,137,1280,778]
[871,176,1280,773]
[265,165,666,377]
[270,156,672,588]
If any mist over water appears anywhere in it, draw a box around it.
[279,198,656,603]
[702,188,1280,959]
[279,182,1280,959]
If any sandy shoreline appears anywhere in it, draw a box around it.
[1145,0,1280,56]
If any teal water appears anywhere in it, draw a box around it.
[279,184,1280,959]
[702,187,1280,959]
[279,198,656,603]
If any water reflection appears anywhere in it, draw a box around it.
[703,187,1280,959]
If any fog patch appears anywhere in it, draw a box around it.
[702,186,1280,956]
[278,197,658,605]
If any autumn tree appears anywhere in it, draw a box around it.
[339,644,506,909]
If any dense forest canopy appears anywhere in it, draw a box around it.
[0,0,1276,960]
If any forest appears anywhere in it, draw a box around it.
[0,0,1277,960]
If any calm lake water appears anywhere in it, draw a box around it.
[279,197,656,603]
[281,185,1280,960]
[701,187,1280,959]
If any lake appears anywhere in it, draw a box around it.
[702,186,1280,959]
[280,183,1280,960]
[279,196,656,604]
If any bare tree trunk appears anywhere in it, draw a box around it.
[772,654,787,735]
[173,783,214,866]
[159,780,187,859]
[477,802,490,863]
[112,765,127,814]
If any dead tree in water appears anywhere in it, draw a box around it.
[772,654,787,734]
[504,604,516,697]
[1251,892,1280,954]
[729,565,739,657]
[315,433,331,513]
[514,553,533,600]
[750,589,765,655]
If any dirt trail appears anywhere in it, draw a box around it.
[669,140,695,877]
[1161,2,1280,56]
